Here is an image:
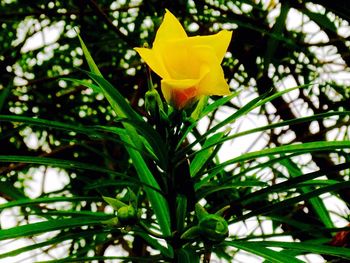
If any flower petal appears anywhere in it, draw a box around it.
[157,40,199,79]
[186,30,232,62]
[199,64,230,95]
[134,47,169,78]
[153,9,187,49]
[190,46,230,95]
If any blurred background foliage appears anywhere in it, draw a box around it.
[1,0,350,262]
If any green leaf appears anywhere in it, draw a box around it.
[254,85,308,109]
[190,131,226,177]
[77,33,102,76]
[121,133,171,237]
[196,181,268,198]
[0,181,26,200]
[0,229,107,259]
[0,155,159,192]
[0,114,105,137]
[176,195,187,232]
[180,226,201,240]
[177,247,200,263]
[110,118,169,167]
[134,230,174,258]
[279,159,334,229]
[224,241,304,263]
[0,196,100,210]
[303,10,337,32]
[239,241,350,259]
[264,1,290,68]
[225,162,350,219]
[232,181,350,222]
[0,217,111,241]
[209,140,350,175]
[184,110,349,163]
[38,256,158,263]
[77,35,171,237]
[102,196,127,210]
[177,91,267,155]
[201,90,242,118]
[179,85,307,157]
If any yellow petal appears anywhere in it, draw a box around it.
[189,46,230,95]
[199,65,230,95]
[153,9,187,49]
[134,47,169,78]
[157,40,198,79]
[185,30,232,62]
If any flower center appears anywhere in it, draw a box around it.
[171,86,197,109]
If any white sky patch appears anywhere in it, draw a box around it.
[21,21,65,53]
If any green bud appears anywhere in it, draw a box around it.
[117,205,138,225]
[199,214,228,243]
[195,203,209,221]
[101,217,119,226]
[145,89,163,115]
[102,196,127,210]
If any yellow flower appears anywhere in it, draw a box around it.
[135,9,232,109]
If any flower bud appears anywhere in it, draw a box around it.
[117,205,138,225]
[199,214,228,242]
[145,89,163,115]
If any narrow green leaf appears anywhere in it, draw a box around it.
[303,10,337,32]
[102,196,127,210]
[176,195,187,232]
[202,110,350,151]
[178,92,266,154]
[178,90,242,150]
[121,133,171,237]
[0,196,99,211]
[38,256,158,263]
[242,241,350,259]
[264,1,290,68]
[209,141,350,175]
[77,36,171,237]
[0,229,107,259]
[254,85,308,109]
[224,163,350,221]
[0,217,110,241]
[224,241,304,263]
[0,181,26,200]
[85,71,142,122]
[177,247,200,263]
[107,118,168,167]
[232,181,350,223]
[197,182,268,198]
[180,85,306,157]
[190,132,226,177]
[0,155,160,192]
[77,33,102,76]
[0,114,104,137]
[280,159,334,229]
[201,90,242,118]
[134,230,173,258]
